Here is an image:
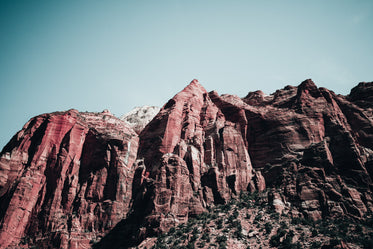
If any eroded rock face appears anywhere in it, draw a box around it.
[255,80,373,220]
[131,80,255,236]
[0,110,138,248]
[138,80,255,203]
[0,79,372,248]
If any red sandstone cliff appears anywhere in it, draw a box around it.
[0,79,372,248]
[0,110,139,248]
[132,80,258,237]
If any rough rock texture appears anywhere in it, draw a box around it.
[0,110,138,248]
[0,79,373,248]
[133,80,255,233]
[94,80,258,248]
[249,80,373,221]
[120,106,160,134]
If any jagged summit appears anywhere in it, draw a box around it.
[298,78,317,89]
[0,79,372,249]
[348,81,373,108]
[174,79,207,99]
[186,78,205,90]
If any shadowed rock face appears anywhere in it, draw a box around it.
[0,79,373,248]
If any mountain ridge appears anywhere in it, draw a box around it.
[0,79,372,248]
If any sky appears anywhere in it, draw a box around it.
[0,0,372,149]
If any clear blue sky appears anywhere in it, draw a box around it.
[0,0,372,149]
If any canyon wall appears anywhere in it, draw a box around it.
[0,80,372,248]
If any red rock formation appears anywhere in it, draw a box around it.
[250,80,373,220]
[0,110,138,248]
[138,80,255,203]
[0,79,373,248]
[131,80,256,238]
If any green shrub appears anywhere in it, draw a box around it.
[253,214,262,223]
[173,238,181,246]
[279,221,288,229]
[201,232,210,242]
[230,219,240,228]
[216,218,223,229]
[196,212,209,221]
[265,222,273,234]
[362,237,373,249]
[20,236,30,245]
[220,203,232,213]
[277,228,286,238]
[187,241,195,249]
[281,232,294,248]
[233,209,239,219]
[197,241,205,248]
[329,239,341,247]
[216,235,227,243]
[218,242,227,249]
[210,213,218,220]
[168,227,176,234]
[234,221,243,239]
[355,224,363,233]
[310,241,322,248]
[191,234,198,242]
[269,234,281,247]
[234,230,244,239]
[175,229,183,237]
[270,212,280,220]
[227,214,235,225]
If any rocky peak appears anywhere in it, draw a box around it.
[243,90,266,106]
[348,81,373,108]
[185,78,206,91]
[171,79,207,103]
[293,79,323,113]
[298,78,317,91]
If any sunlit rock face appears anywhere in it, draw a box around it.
[133,80,256,238]
[0,80,372,248]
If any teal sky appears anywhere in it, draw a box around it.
[0,0,372,149]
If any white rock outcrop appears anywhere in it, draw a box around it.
[120,106,160,134]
